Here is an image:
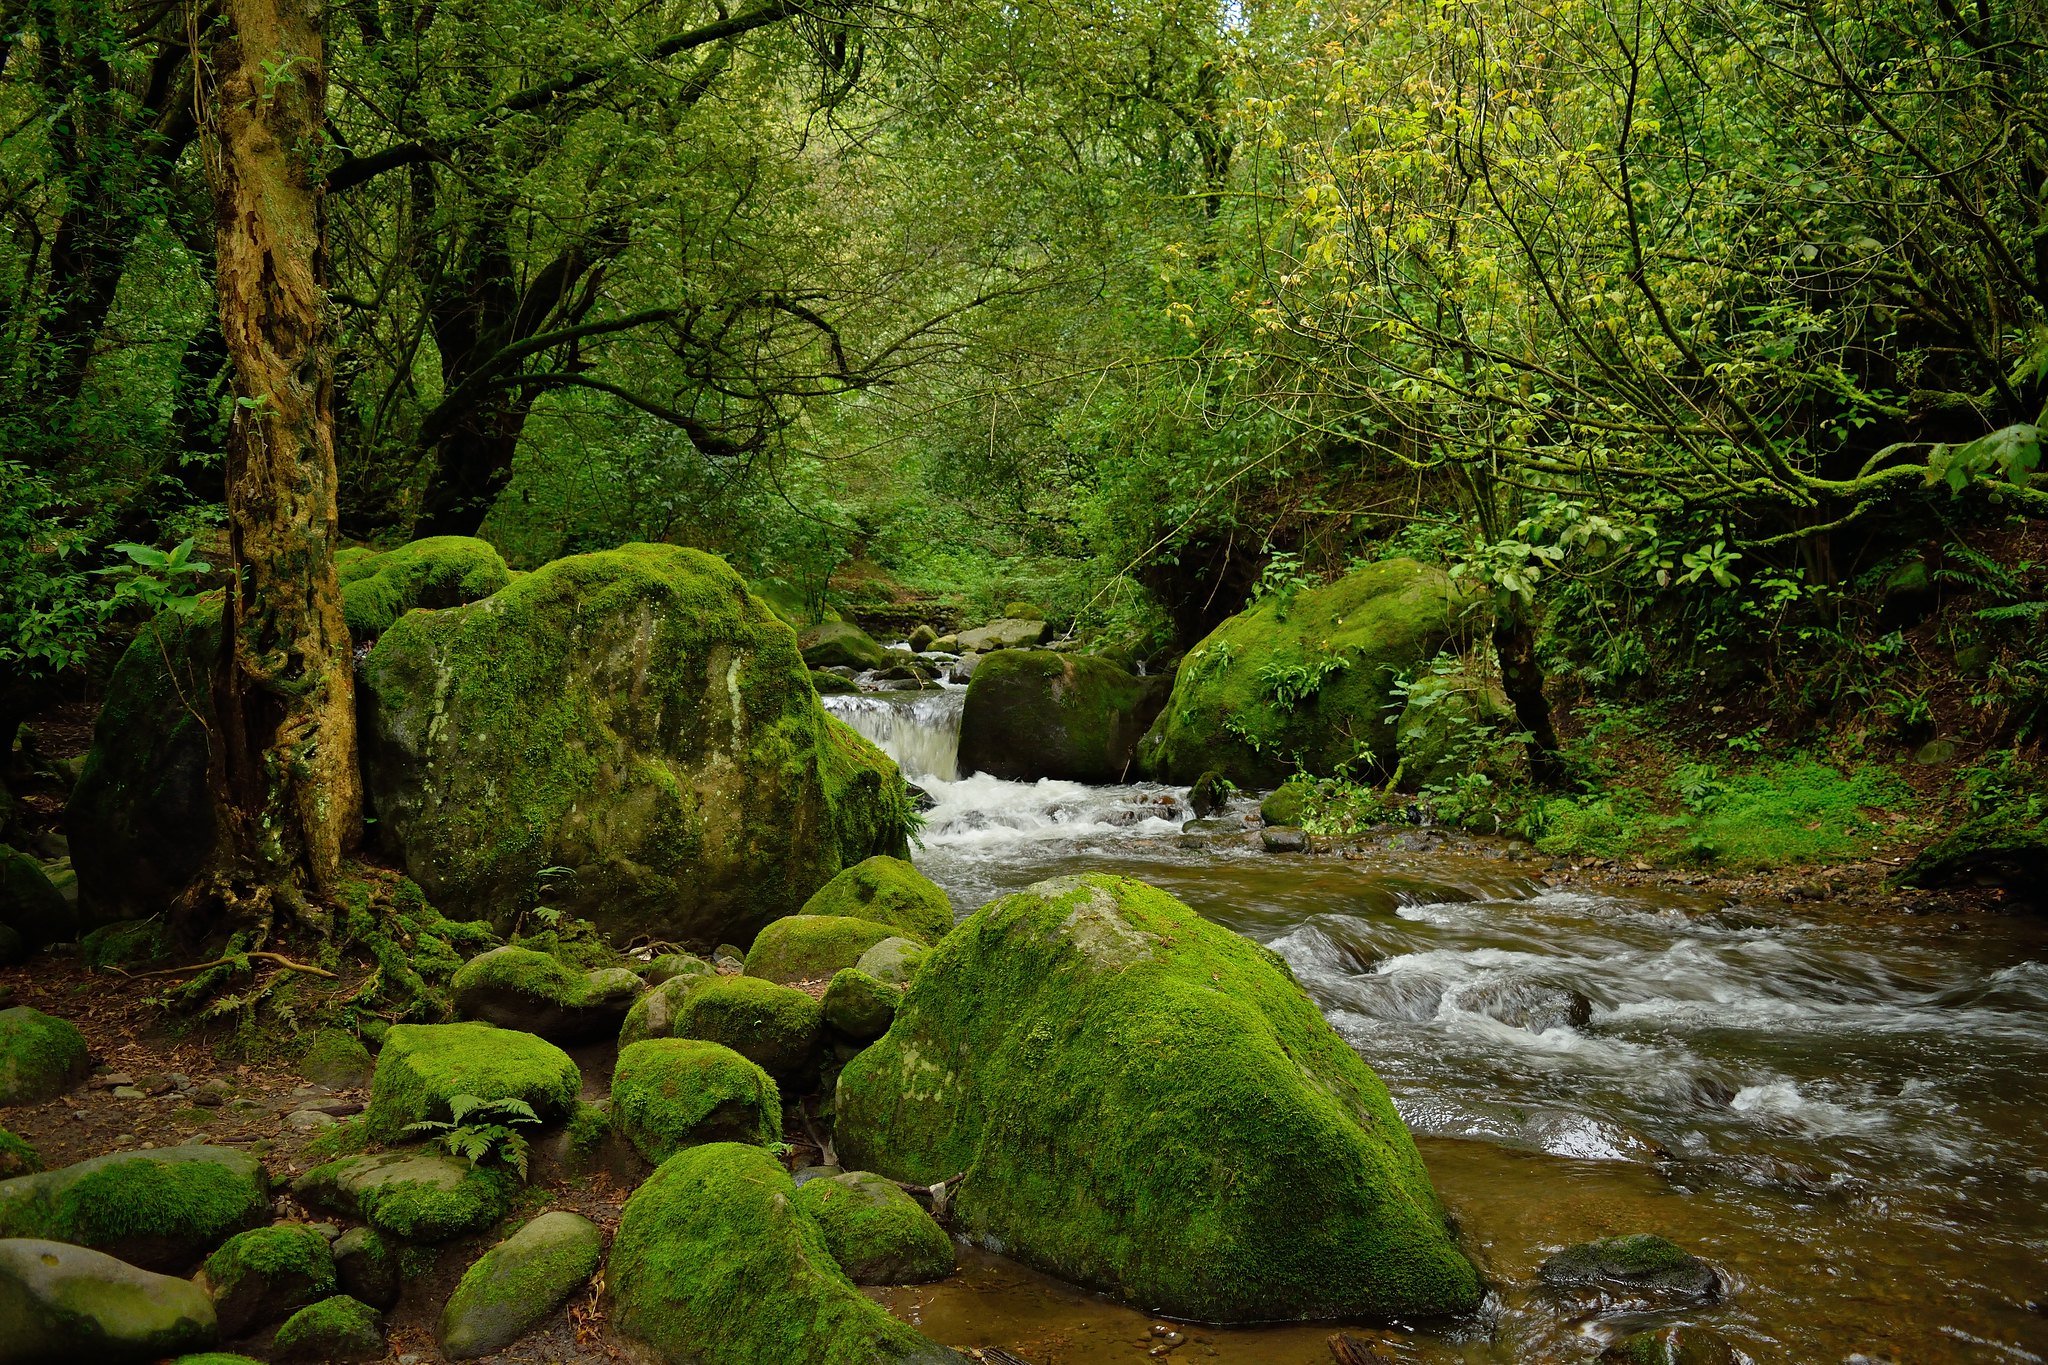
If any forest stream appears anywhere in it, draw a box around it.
[825,687,2048,1364]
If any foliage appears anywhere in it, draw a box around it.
[405,1093,544,1181]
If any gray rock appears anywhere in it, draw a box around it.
[0,1237,218,1363]
[1538,1234,1720,1303]
[1450,979,1593,1032]
[954,618,1049,652]
[855,937,928,987]
[438,1210,602,1359]
[1260,826,1308,853]
[800,621,890,670]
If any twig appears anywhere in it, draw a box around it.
[118,952,338,980]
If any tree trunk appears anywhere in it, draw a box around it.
[1493,608,1565,787]
[197,0,359,930]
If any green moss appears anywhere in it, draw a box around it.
[563,1100,611,1158]
[0,1145,271,1271]
[272,1294,384,1362]
[642,952,715,985]
[793,1170,954,1285]
[362,1023,580,1140]
[607,1142,953,1365]
[439,1210,603,1359]
[670,976,822,1079]
[300,1115,371,1162]
[818,718,915,873]
[295,1152,514,1243]
[799,621,889,670]
[612,1039,781,1164]
[0,1005,90,1105]
[509,919,626,971]
[200,1224,336,1334]
[78,918,169,969]
[1900,807,2048,889]
[452,946,612,1001]
[1259,780,1310,826]
[821,968,899,1042]
[619,973,712,1048]
[337,535,511,637]
[956,650,1167,783]
[0,1124,42,1177]
[1139,558,1488,786]
[797,856,951,944]
[810,669,859,694]
[1,843,73,949]
[449,945,643,1039]
[854,937,928,986]
[300,1029,373,1089]
[836,874,1479,1323]
[744,915,899,986]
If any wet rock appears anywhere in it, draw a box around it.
[798,856,953,944]
[1188,770,1230,818]
[439,1210,602,1359]
[1260,826,1308,853]
[0,1006,89,1107]
[1538,1234,1720,1303]
[744,915,900,987]
[611,1040,780,1165]
[295,1152,512,1244]
[905,782,936,812]
[362,1022,580,1140]
[856,937,929,987]
[800,621,890,671]
[810,668,860,694]
[607,1143,962,1364]
[792,1169,954,1286]
[0,1237,218,1362]
[271,1294,383,1362]
[196,1224,336,1336]
[836,873,1479,1322]
[0,1145,270,1272]
[822,968,900,1042]
[957,651,1170,783]
[331,1227,398,1309]
[1449,979,1593,1032]
[1179,817,1242,837]
[954,618,1049,652]
[451,946,644,1041]
[1600,1324,1742,1364]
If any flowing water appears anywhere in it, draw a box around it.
[823,691,2048,1364]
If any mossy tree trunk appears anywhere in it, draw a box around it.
[193,0,361,935]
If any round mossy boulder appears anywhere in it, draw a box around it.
[612,1040,780,1165]
[956,650,1170,784]
[619,973,711,1049]
[835,873,1480,1322]
[642,952,715,986]
[0,1145,270,1273]
[797,856,953,944]
[744,916,899,987]
[299,1029,374,1090]
[0,845,73,950]
[810,669,859,694]
[855,937,928,987]
[1138,558,1488,786]
[293,1153,512,1244]
[438,1210,602,1359]
[0,1006,90,1106]
[450,946,643,1041]
[357,544,913,946]
[792,1170,954,1285]
[77,919,169,969]
[607,1142,961,1365]
[362,1022,580,1141]
[0,1237,219,1362]
[271,1294,383,1362]
[196,1223,336,1337]
[798,621,890,671]
[1259,779,1311,827]
[666,977,822,1081]
[821,969,899,1043]
[336,535,510,637]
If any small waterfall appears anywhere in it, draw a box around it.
[822,690,965,782]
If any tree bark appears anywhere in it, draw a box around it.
[198,0,360,928]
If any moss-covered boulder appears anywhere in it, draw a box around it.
[607,1143,961,1365]
[0,847,72,949]
[1139,558,1487,786]
[1393,670,1512,790]
[612,1040,780,1164]
[821,969,899,1042]
[64,599,221,925]
[450,946,643,1041]
[855,936,928,986]
[0,1145,270,1272]
[362,1022,580,1141]
[792,1170,954,1286]
[1259,779,1311,826]
[78,919,169,969]
[336,535,510,637]
[1537,1234,1721,1303]
[0,1129,39,1179]
[956,651,1170,784]
[799,621,889,671]
[0,1007,90,1106]
[836,873,1478,1322]
[438,1210,601,1359]
[744,915,899,987]
[0,1237,218,1362]
[797,856,952,944]
[359,545,912,946]
[642,952,715,986]
[294,1152,512,1244]
[955,618,1047,652]
[271,1294,382,1362]
[330,1227,397,1309]
[619,973,711,1049]
[196,1224,336,1337]
[661,976,822,1081]
[299,1029,374,1090]
[1898,809,2048,902]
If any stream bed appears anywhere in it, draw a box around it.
[825,690,2048,1364]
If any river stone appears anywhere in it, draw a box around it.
[791,1170,954,1286]
[954,618,1048,652]
[836,873,1479,1322]
[797,855,953,944]
[358,545,912,946]
[331,1226,398,1309]
[196,1224,336,1336]
[800,621,890,670]
[821,968,899,1042]
[362,1022,580,1140]
[607,1142,962,1365]
[439,1210,602,1359]
[907,625,938,652]
[271,1294,383,1362]
[1260,826,1308,853]
[744,915,899,986]
[1139,558,1488,786]
[1188,770,1229,817]
[336,535,510,637]
[1450,979,1593,1032]
[855,937,928,986]
[611,1039,780,1164]
[0,1145,270,1272]
[294,1152,512,1244]
[451,946,644,1041]
[956,651,1170,784]
[0,848,72,950]
[0,1237,218,1363]
[0,1007,90,1106]
[1538,1234,1721,1302]
[1601,1324,1741,1365]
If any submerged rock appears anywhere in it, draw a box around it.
[0,1145,270,1272]
[362,1022,580,1140]
[1601,1324,1742,1365]
[359,545,912,946]
[607,1142,961,1365]
[611,1040,780,1164]
[1538,1234,1721,1303]
[792,1170,954,1286]
[439,1210,602,1359]
[451,946,644,1041]
[0,1237,218,1362]
[1450,979,1593,1032]
[1139,558,1487,786]
[836,873,1480,1322]
[0,1006,90,1106]
[956,650,1169,783]
[744,915,900,986]
[798,856,953,944]
[196,1224,336,1336]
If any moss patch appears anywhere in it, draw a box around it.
[272,1294,383,1362]
[612,1039,780,1165]
[619,973,711,1049]
[744,915,899,986]
[199,1224,336,1336]
[0,1005,90,1105]
[363,1023,580,1141]
[797,856,951,944]
[78,918,169,969]
[793,1170,954,1285]
[0,1125,42,1177]
[337,535,510,637]
[668,976,822,1080]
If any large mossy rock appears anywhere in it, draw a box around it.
[0,1007,90,1106]
[450,946,643,1041]
[956,651,1169,784]
[659,976,822,1081]
[271,1294,383,1362]
[1138,558,1487,786]
[363,1023,580,1141]
[196,1224,336,1337]
[439,1210,602,1359]
[337,536,510,637]
[65,599,221,925]
[797,856,952,944]
[0,1146,270,1272]
[294,1153,512,1243]
[1898,810,2048,904]
[791,1170,954,1286]
[954,618,1047,652]
[744,915,899,987]
[359,545,911,946]
[799,621,889,671]
[1393,670,1513,791]
[835,873,1479,1322]
[0,848,72,950]
[612,1039,780,1164]
[0,1237,218,1363]
[607,1142,960,1365]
